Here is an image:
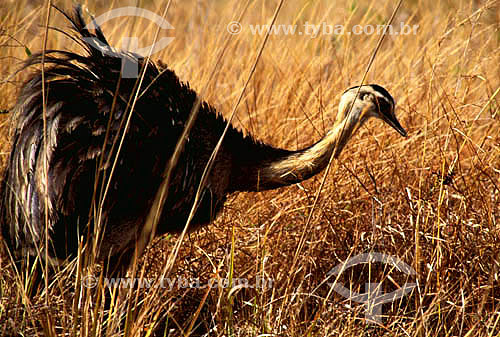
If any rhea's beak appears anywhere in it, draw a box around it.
[383,111,408,137]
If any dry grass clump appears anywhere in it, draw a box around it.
[0,0,499,336]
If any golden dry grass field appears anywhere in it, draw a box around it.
[0,0,499,336]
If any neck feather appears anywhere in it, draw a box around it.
[228,115,361,192]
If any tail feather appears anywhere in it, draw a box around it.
[0,5,131,263]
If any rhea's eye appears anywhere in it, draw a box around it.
[359,92,370,100]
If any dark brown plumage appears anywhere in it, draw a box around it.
[0,6,406,275]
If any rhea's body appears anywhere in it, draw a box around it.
[0,7,406,271]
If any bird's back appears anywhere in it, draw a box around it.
[0,6,210,264]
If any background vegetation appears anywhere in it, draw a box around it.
[0,0,498,335]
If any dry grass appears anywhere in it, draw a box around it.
[0,0,499,336]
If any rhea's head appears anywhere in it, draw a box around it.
[333,84,407,157]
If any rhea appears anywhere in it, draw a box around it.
[0,7,407,274]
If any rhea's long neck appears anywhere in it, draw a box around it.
[227,114,359,192]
